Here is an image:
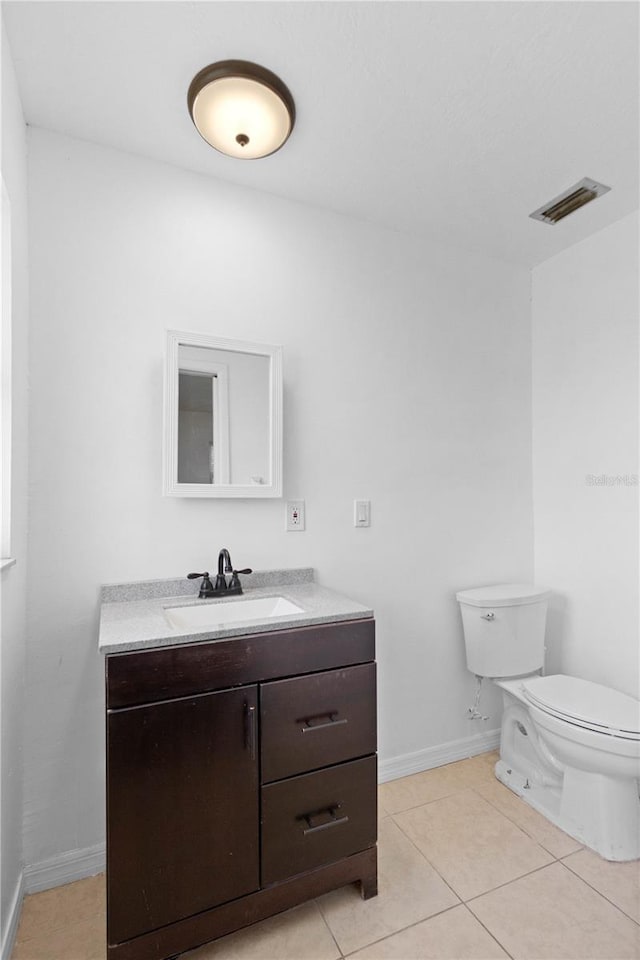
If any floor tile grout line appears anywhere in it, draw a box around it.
[468,785,582,861]
[556,857,640,928]
[389,790,558,904]
[339,901,464,958]
[465,785,543,843]
[320,782,501,960]
[386,813,464,906]
[453,787,560,861]
[313,897,346,959]
[315,822,463,957]
[464,857,584,908]
[379,782,487,818]
[460,901,515,960]
[397,812,561,910]
[380,770,582,863]
[433,845,555,907]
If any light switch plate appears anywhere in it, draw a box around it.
[354,500,371,527]
[286,500,305,532]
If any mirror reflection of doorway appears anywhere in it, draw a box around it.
[165,332,280,497]
[177,365,230,484]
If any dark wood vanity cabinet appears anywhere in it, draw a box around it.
[105,618,377,960]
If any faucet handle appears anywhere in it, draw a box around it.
[228,568,252,592]
[187,572,214,598]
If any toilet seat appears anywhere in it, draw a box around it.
[522,675,640,741]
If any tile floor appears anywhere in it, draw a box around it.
[11,752,640,960]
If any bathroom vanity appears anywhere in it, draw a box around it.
[99,571,377,960]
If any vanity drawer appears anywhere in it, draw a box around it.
[261,756,377,886]
[260,663,376,782]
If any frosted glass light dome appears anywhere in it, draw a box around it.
[188,61,295,160]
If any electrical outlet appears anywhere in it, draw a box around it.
[286,500,305,532]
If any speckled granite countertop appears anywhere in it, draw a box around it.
[98,568,373,655]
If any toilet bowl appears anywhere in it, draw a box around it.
[457,584,640,861]
[499,674,640,860]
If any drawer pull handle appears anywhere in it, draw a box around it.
[299,804,349,836]
[299,712,348,733]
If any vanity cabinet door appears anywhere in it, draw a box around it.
[107,685,259,945]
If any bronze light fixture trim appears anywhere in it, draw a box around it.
[529,177,611,224]
[187,60,296,159]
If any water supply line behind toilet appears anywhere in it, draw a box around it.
[467,675,490,721]
[466,608,494,720]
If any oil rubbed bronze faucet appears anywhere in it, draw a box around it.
[214,548,233,592]
[187,548,252,598]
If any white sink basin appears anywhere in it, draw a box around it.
[164,596,304,631]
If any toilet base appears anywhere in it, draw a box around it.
[495,758,640,861]
[495,758,563,834]
[560,765,640,861]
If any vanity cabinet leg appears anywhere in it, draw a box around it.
[360,874,378,900]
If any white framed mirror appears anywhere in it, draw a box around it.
[163,330,282,498]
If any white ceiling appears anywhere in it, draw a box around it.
[3,1,639,266]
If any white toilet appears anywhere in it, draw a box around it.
[457,583,640,861]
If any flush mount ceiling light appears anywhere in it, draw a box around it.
[187,60,295,160]
[529,177,611,224]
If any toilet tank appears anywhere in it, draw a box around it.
[456,584,550,678]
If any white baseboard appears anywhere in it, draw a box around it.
[23,842,105,895]
[378,728,501,783]
[1,871,24,960]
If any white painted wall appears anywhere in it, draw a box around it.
[532,212,639,698]
[0,22,29,953]
[24,127,533,868]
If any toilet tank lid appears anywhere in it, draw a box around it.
[456,584,550,607]
[522,674,640,735]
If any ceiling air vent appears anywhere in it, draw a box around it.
[529,178,611,224]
